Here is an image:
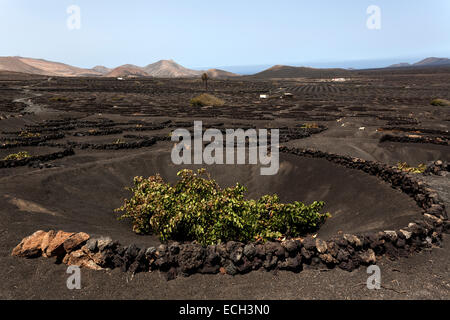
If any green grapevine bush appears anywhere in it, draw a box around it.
[116,169,329,245]
[3,151,31,161]
[397,162,426,174]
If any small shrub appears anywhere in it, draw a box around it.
[190,94,225,107]
[301,123,319,129]
[111,95,126,101]
[49,96,71,102]
[19,131,40,138]
[431,99,450,106]
[4,151,31,161]
[116,169,329,245]
[397,162,426,174]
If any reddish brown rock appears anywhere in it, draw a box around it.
[63,249,103,271]
[63,232,90,253]
[11,230,46,258]
[45,231,75,257]
[41,230,57,257]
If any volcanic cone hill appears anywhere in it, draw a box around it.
[250,65,351,79]
[104,64,151,78]
[142,59,202,78]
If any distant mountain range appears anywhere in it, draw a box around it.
[0,56,239,79]
[387,57,450,68]
[0,56,449,79]
[0,56,100,77]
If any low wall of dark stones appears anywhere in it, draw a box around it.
[66,137,158,150]
[127,125,167,131]
[380,126,450,137]
[181,126,328,145]
[380,134,448,146]
[64,147,448,280]
[0,149,74,168]
[377,116,419,126]
[425,160,449,176]
[0,133,66,149]
[40,135,170,150]
[73,128,124,136]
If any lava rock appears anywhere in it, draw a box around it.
[157,244,168,255]
[339,260,356,272]
[236,256,253,274]
[85,238,98,252]
[125,244,139,260]
[166,267,178,281]
[263,255,278,270]
[112,254,125,269]
[252,257,263,270]
[343,234,362,248]
[280,256,302,271]
[230,245,244,264]
[97,237,114,251]
[282,240,300,255]
[243,244,256,259]
[427,204,445,217]
[300,247,312,260]
[423,213,443,226]
[396,238,406,248]
[255,244,265,258]
[358,249,376,265]
[319,253,337,266]
[302,236,316,251]
[315,238,328,253]
[443,220,450,234]
[264,242,285,258]
[201,246,220,274]
[145,247,157,258]
[383,230,398,242]
[399,229,412,240]
[225,263,238,276]
[311,257,321,266]
[128,248,148,274]
[169,243,180,255]
[384,242,400,259]
[178,244,205,274]
[336,249,350,262]
[327,241,339,257]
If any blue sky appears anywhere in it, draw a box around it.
[1,0,449,71]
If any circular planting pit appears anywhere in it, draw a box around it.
[7,144,448,279]
[5,144,423,243]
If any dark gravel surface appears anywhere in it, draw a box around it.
[0,69,449,299]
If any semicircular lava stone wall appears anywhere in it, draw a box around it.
[11,147,449,280]
[0,149,74,168]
